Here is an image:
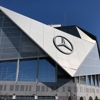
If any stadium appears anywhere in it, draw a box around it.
[0,6,100,100]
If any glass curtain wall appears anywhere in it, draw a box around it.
[57,66,74,83]
[18,59,37,82]
[0,57,56,82]
[38,58,56,82]
[0,12,57,82]
[0,11,46,60]
[0,60,17,81]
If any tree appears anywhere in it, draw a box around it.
[80,97,84,100]
[68,96,72,100]
[89,96,93,100]
[95,96,98,100]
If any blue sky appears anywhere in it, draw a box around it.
[0,0,100,46]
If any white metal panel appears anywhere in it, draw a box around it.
[30,19,44,48]
[74,43,100,76]
[76,27,96,43]
[82,39,95,54]
[53,27,95,76]
[73,37,87,63]
[0,6,97,77]
[43,24,58,62]
[43,24,55,46]
[63,67,76,76]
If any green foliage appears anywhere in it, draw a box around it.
[89,96,93,100]
[80,97,84,100]
[68,96,72,100]
[95,96,98,100]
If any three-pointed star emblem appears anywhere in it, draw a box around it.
[53,36,74,54]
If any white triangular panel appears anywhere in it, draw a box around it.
[74,43,100,76]
[76,27,96,43]
[0,6,96,76]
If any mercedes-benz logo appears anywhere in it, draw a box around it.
[53,36,74,55]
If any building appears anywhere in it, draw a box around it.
[0,6,100,100]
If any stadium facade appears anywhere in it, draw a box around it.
[0,6,100,100]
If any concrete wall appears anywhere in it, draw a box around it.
[0,81,76,100]
[76,83,100,100]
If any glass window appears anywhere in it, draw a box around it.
[0,18,3,23]
[80,76,86,84]
[3,27,21,33]
[95,75,99,87]
[75,77,79,83]
[3,22,17,28]
[18,59,37,82]
[0,13,3,18]
[2,29,21,37]
[1,42,20,48]
[57,66,74,83]
[20,47,38,57]
[91,75,95,86]
[86,76,91,85]
[99,75,100,87]
[38,58,56,82]
[1,37,20,43]
[0,60,17,81]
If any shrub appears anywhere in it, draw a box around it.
[89,96,93,100]
[80,97,84,100]
[68,96,72,100]
[95,96,98,100]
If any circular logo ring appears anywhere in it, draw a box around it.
[53,36,74,55]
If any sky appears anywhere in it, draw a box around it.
[0,0,100,47]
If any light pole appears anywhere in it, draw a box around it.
[87,94,88,100]
[68,90,71,97]
[12,93,16,99]
[73,94,76,100]
[0,92,2,99]
[33,93,37,99]
[55,94,58,99]
[5,92,9,100]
